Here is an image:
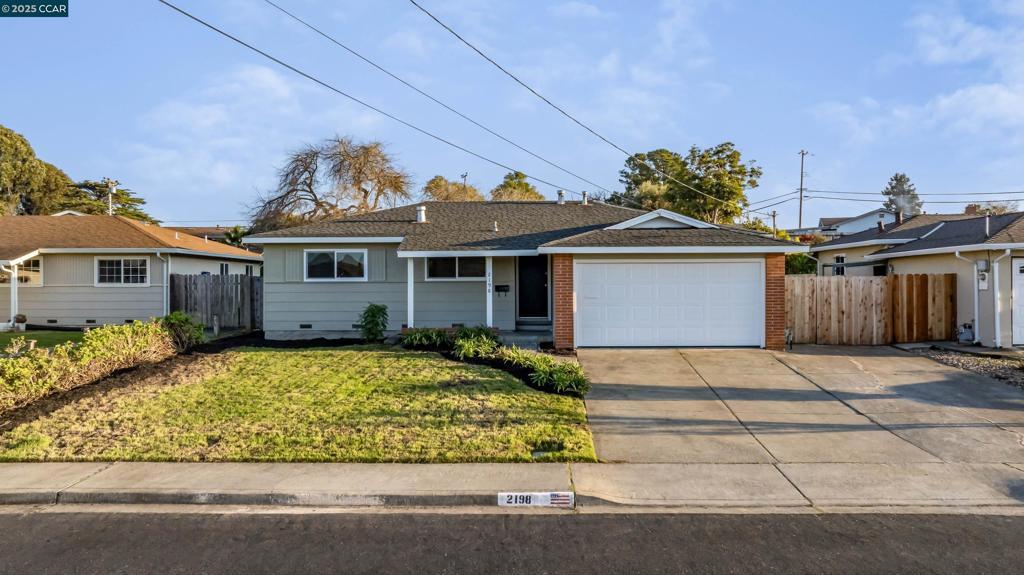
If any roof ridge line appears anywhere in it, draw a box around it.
[114,216,176,249]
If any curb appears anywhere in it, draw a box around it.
[54,491,505,507]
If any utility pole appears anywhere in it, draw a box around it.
[101,178,119,216]
[798,150,809,228]
[771,210,778,237]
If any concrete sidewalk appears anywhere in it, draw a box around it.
[4,461,1024,511]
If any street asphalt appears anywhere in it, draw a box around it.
[2,510,1023,574]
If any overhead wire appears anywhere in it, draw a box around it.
[406,0,773,218]
[156,0,583,197]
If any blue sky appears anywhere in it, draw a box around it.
[2,0,1022,228]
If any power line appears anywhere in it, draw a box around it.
[406,0,772,218]
[156,0,583,197]
[748,190,800,206]
[807,188,1024,197]
[751,196,800,211]
[807,195,1024,204]
[259,0,617,196]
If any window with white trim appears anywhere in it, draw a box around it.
[219,263,230,275]
[425,257,485,280]
[96,257,149,285]
[0,259,42,286]
[304,250,367,281]
[833,255,846,276]
[244,264,254,276]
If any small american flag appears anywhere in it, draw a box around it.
[549,492,573,507]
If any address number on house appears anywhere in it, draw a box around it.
[497,492,574,508]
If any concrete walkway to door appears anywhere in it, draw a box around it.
[576,346,1024,508]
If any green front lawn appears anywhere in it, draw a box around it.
[0,346,595,463]
[0,330,83,349]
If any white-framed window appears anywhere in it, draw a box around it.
[95,257,150,287]
[833,255,846,276]
[303,249,368,282]
[219,263,230,275]
[244,264,254,276]
[425,257,486,281]
[0,258,43,287]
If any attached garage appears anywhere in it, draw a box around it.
[574,260,764,347]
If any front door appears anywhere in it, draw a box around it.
[1013,258,1024,345]
[518,255,549,319]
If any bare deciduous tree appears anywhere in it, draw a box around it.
[250,136,411,232]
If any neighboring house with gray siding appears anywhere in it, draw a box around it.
[1,215,262,329]
[245,201,806,351]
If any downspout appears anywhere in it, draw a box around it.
[993,249,1011,348]
[155,252,169,316]
[955,251,980,344]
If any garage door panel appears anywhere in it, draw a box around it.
[576,261,762,347]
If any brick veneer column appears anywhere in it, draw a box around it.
[764,253,786,351]
[552,254,574,350]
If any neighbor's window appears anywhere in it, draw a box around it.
[305,250,367,281]
[426,257,486,280]
[97,257,149,285]
[244,264,254,276]
[0,259,42,286]
[219,263,230,275]
[833,255,846,277]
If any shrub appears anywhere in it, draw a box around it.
[0,320,176,414]
[161,311,205,351]
[453,334,498,360]
[400,328,453,350]
[472,344,590,397]
[454,325,498,342]
[357,303,389,342]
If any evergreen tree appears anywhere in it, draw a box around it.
[881,173,923,215]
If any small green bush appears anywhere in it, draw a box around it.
[453,334,499,360]
[357,303,389,342]
[400,328,453,350]
[0,320,176,413]
[454,325,498,342]
[161,311,205,351]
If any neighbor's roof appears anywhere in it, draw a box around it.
[871,212,1024,256]
[817,208,893,229]
[246,201,803,252]
[167,226,232,238]
[0,215,261,262]
[810,213,977,251]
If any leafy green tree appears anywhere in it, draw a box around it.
[57,180,158,223]
[490,171,544,201]
[611,143,761,224]
[0,125,45,215]
[881,173,923,215]
[19,161,75,214]
[421,175,483,201]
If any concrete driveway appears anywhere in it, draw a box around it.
[578,346,1024,465]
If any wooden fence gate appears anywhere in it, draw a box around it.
[170,274,263,331]
[785,274,956,345]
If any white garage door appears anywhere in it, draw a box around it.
[576,261,763,347]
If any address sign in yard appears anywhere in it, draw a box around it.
[497,492,574,508]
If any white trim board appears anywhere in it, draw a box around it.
[605,209,717,230]
[809,238,912,253]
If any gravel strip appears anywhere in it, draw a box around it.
[915,349,1024,390]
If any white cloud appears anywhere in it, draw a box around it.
[384,29,436,59]
[120,65,380,222]
[656,0,712,66]
[548,1,609,19]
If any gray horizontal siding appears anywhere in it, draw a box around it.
[0,286,164,327]
[262,249,518,336]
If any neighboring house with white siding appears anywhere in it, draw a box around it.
[244,201,806,351]
[1,215,262,329]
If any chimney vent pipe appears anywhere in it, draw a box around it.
[581,191,588,205]
[557,190,565,205]
[416,205,428,223]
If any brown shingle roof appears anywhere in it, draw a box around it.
[0,215,260,262]
[540,228,799,248]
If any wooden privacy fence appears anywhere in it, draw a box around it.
[170,274,263,331]
[785,274,956,345]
